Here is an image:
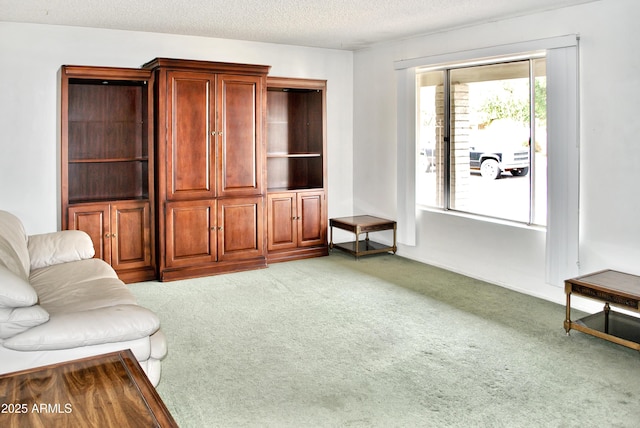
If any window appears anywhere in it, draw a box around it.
[395,35,579,286]
[416,56,547,225]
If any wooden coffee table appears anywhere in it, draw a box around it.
[0,350,177,428]
[329,215,397,259]
[564,269,640,350]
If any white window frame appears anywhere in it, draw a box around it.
[395,35,579,286]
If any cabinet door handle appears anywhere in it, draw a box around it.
[105,233,110,238]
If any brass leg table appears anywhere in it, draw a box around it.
[329,215,397,259]
[564,269,640,350]
[0,350,177,428]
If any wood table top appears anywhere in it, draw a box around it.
[567,269,640,299]
[0,350,177,428]
[330,215,395,227]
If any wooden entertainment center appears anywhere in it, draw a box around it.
[60,59,327,282]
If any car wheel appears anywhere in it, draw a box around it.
[510,167,529,177]
[480,159,501,179]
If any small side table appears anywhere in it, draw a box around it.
[564,269,640,351]
[329,215,397,259]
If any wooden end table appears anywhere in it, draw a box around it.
[0,350,177,428]
[564,269,640,350]
[329,215,397,259]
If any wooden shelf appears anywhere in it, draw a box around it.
[266,78,324,191]
[69,196,150,204]
[267,186,324,192]
[267,152,322,158]
[69,157,148,163]
[332,240,393,256]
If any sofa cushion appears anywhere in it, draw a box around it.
[0,266,39,308]
[0,305,49,339]
[3,305,160,351]
[29,258,135,314]
[28,230,95,270]
[0,211,31,280]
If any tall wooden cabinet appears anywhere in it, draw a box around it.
[266,78,328,262]
[143,59,270,281]
[60,66,155,283]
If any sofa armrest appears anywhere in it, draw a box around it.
[28,231,95,270]
[3,305,160,351]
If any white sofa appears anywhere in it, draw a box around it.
[0,210,167,386]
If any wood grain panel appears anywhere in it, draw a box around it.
[168,72,215,199]
[267,193,296,250]
[298,191,324,246]
[165,200,216,267]
[0,350,177,427]
[112,201,151,270]
[218,196,263,260]
[218,75,261,196]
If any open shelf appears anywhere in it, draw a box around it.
[267,152,322,158]
[267,156,323,191]
[68,161,149,202]
[267,84,324,191]
[65,77,150,204]
[575,310,640,344]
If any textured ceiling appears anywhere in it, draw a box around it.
[0,0,596,50]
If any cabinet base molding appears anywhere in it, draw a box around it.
[159,258,267,282]
[118,267,157,284]
[267,246,329,264]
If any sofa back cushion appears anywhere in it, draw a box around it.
[28,230,95,270]
[0,210,31,280]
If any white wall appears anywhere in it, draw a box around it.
[353,0,640,308]
[0,22,353,234]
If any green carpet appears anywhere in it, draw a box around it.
[129,252,640,427]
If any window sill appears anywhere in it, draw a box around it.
[417,204,546,232]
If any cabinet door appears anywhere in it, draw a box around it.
[68,203,111,263]
[267,193,297,251]
[218,196,264,261]
[165,200,217,268]
[166,71,216,200]
[217,75,263,197]
[298,191,325,247]
[111,201,152,271]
